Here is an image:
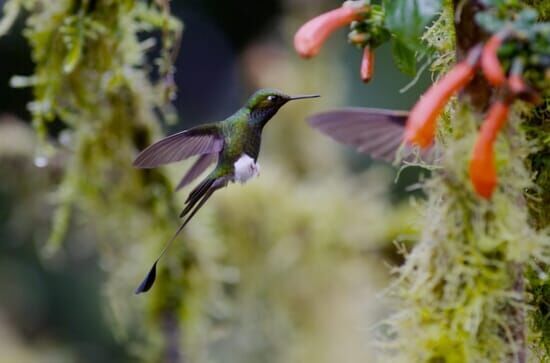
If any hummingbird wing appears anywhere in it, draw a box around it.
[133,123,223,168]
[175,153,218,191]
[308,108,407,162]
[135,176,229,294]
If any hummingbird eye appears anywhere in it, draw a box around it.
[267,95,278,102]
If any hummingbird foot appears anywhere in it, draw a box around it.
[234,154,260,184]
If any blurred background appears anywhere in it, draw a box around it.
[0,0,430,362]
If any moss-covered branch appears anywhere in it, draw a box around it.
[379,1,550,361]
[0,0,188,360]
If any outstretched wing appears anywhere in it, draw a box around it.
[175,153,218,191]
[133,123,223,168]
[308,108,407,162]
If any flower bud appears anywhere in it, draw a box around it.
[294,5,365,58]
[481,31,509,87]
[469,100,510,199]
[360,46,374,83]
[404,45,482,148]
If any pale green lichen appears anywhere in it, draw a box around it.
[0,0,184,360]
[381,105,549,361]
[379,2,550,362]
[421,0,455,78]
[520,2,550,355]
[524,99,550,359]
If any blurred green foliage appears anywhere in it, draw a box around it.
[4,0,547,362]
[0,0,420,362]
[0,120,129,362]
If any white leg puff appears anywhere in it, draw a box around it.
[234,154,260,184]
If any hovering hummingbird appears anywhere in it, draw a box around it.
[134,89,320,294]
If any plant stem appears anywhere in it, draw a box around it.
[453,0,491,111]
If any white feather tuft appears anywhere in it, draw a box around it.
[234,154,260,184]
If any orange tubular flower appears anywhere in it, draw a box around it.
[404,45,482,148]
[294,5,365,58]
[360,46,374,83]
[469,100,510,199]
[481,31,508,87]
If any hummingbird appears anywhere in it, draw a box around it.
[134,89,320,294]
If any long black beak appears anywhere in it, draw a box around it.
[289,94,321,101]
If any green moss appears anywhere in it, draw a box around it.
[380,2,550,362]
[0,0,184,360]
[524,99,550,358]
[526,0,550,20]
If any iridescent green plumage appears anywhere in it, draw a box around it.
[133,89,319,293]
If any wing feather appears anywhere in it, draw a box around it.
[308,108,408,162]
[175,153,218,191]
[133,124,223,168]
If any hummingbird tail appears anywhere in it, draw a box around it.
[135,177,227,294]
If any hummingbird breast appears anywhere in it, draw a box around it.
[217,121,263,182]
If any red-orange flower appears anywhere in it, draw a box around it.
[404,45,482,148]
[360,46,374,83]
[481,31,508,87]
[294,5,365,58]
[469,100,510,199]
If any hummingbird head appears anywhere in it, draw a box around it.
[245,89,320,127]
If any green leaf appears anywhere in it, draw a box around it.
[384,0,441,51]
[391,38,417,76]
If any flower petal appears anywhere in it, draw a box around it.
[404,45,482,148]
[294,6,364,58]
[469,100,510,199]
